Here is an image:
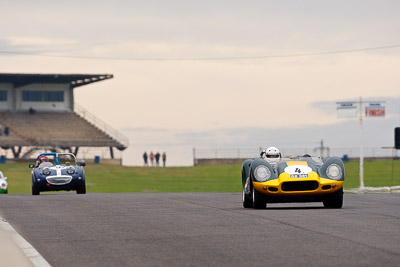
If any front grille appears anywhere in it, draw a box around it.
[46,176,72,185]
[281,181,319,192]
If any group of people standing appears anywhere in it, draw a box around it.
[0,124,10,136]
[143,151,166,167]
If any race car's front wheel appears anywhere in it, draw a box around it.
[252,187,266,209]
[243,186,252,208]
[76,181,86,194]
[242,174,253,208]
[32,184,40,195]
[323,187,343,208]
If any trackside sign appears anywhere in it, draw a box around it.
[336,100,386,118]
[336,102,358,118]
[365,102,385,117]
[335,98,385,190]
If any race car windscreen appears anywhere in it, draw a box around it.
[57,154,76,165]
[300,156,323,166]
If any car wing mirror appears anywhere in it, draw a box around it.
[77,160,86,167]
[29,164,35,168]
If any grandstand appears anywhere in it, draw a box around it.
[0,73,128,160]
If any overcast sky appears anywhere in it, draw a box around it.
[1,0,400,165]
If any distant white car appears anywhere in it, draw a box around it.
[0,171,8,194]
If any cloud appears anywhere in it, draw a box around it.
[122,115,399,150]
[6,37,76,47]
[0,37,80,54]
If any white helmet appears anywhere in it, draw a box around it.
[265,147,281,163]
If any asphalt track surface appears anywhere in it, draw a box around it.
[0,193,399,267]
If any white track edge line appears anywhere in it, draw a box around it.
[0,216,52,267]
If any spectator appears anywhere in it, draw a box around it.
[155,152,160,166]
[162,152,166,167]
[143,151,148,166]
[4,127,9,136]
[150,151,154,166]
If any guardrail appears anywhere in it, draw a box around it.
[74,104,129,149]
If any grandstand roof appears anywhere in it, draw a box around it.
[0,73,113,88]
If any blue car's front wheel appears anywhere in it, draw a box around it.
[76,181,86,194]
[32,183,40,195]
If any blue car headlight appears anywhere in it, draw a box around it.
[67,166,75,175]
[326,164,342,180]
[254,165,271,182]
[43,167,51,176]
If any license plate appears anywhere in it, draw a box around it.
[290,174,309,178]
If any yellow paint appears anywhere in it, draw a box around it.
[253,170,344,197]
[286,161,308,166]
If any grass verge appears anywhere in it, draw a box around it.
[0,159,399,194]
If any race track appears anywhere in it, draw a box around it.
[0,193,399,266]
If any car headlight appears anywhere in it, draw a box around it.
[254,165,271,182]
[67,166,75,174]
[43,167,51,176]
[326,164,342,180]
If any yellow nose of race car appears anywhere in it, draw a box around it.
[252,161,344,197]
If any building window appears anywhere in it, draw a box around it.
[22,91,43,101]
[44,91,64,102]
[22,91,64,102]
[0,90,7,101]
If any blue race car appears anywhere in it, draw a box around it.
[29,152,86,195]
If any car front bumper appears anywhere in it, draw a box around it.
[253,177,344,197]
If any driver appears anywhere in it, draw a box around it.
[38,155,52,167]
[261,146,282,164]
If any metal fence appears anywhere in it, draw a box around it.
[193,148,262,160]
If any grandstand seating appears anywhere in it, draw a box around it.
[0,112,125,149]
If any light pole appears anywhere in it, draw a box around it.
[359,97,364,189]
